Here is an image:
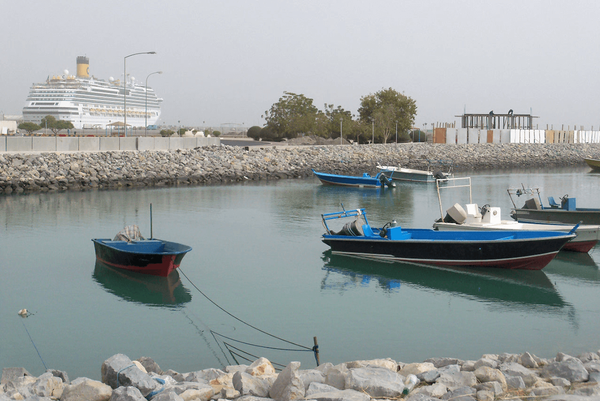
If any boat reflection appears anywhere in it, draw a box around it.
[93,261,192,308]
[544,252,600,285]
[321,251,573,315]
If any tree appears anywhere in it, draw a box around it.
[263,92,320,139]
[39,115,74,135]
[323,104,353,141]
[160,129,174,137]
[358,88,417,143]
[247,126,263,140]
[18,122,41,135]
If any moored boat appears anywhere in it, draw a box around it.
[92,225,192,277]
[321,207,575,270]
[584,158,600,171]
[312,169,395,188]
[509,187,600,225]
[377,160,453,183]
[433,178,599,253]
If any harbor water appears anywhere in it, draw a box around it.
[1,166,600,380]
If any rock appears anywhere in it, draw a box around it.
[529,385,565,398]
[473,358,498,370]
[298,369,325,390]
[542,358,590,382]
[150,390,185,401]
[520,352,540,368]
[412,382,447,398]
[109,386,145,400]
[61,377,113,401]
[136,357,163,375]
[505,375,526,390]
[475,381,504,396]
[306,382,339,397]
[405,393,440,401]
[441,386,476,401]
[269,361,305,401]
[552,377,571,387]
[31,372,64,398]
[473,367,507,391]
[308,389,370,401]
[570,383,600,396]
[476,390,494,401]
[232,371,271,397]
[1,368,31,385]
[101,353,159,397]
[345,358,397,371]
[318,363,348,390]
[399,363,436,377]
[424,357,463,368]
[246,358,276,377]
[344,367,405,398]
[436,370,477,391]
[499,362,538,386]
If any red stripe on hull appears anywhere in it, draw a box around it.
[96,255,179,277]
[562,240,598,253]
[394,252,559,271]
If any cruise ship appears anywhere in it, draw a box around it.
[22,56,162,129]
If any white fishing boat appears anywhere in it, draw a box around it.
[433,177,600,253]
[377,160,453,183]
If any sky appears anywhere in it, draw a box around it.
[2,0,600,131]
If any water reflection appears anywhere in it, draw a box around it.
[321,251,573,315]
[93,261,192,308]
[544,252,600,285]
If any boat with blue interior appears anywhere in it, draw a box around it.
[321,207,575,270]
[312,169,395,188]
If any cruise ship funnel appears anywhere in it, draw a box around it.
[77,56,90,78]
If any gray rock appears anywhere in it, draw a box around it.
[505,375,526,390]
[570,384,600,396]
[405,393,440,401]
[520,352,540,368]
[306,382,339,397]
[542,359,590,382]
[109,386,146,401]
[473,358,498,370]
[552,377,571,387]
[1,368,31,385]
[269,361,305,401]
[61,377,113,401]
[135,357,163,375]
[344,367,405,398]
[298,369,325,390]
[529,385,565,398]
[441,386,476,401]
[475,381,504,396]
[320,364,348,390]
[476,390,494,401]
[417,369,441,384]
[101,353,159,397]
[31,372,64,398]
[308,389,371,401]
[436,371,477,391]
[500,362,538,386]
[150,390,185,401]
[473,367,507,391]
[590,372,600,383]
[412,382,447,398]
[424,358,464,368]
[578,352,600,363]
[233,371,271,397]
[46,368,69,384]
[586,362,600,373]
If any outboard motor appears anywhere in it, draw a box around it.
[333,218,364,236]
[433,170,446,180]
[379,174,396,188]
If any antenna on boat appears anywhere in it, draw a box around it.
[150,203,153,239]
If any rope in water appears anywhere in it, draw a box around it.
[179,268,312,351]
[20,319,47,370]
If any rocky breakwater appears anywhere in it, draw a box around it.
[3,350,600,401]
[1,143,600,194]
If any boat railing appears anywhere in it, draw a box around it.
[321,207,369,235]
[435,176,472,219]
[507,186,543,209]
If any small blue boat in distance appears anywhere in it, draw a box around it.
[312,169,395,188]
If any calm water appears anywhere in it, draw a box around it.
[1,166,600,380]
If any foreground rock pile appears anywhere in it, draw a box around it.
[1,143,600,194]
[2,350,600,401]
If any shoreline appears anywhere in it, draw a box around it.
[2,350,599,400]
[1,143,600,195]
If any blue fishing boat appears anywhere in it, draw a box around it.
[321,207,575,270]
[92,222,192,277]
[312,169,395,188]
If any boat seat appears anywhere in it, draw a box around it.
[362,224,376,237]
[548,196,559,208]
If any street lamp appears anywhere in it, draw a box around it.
[340,119,343,145]
[145,71,162,136]
[124,51,156,137]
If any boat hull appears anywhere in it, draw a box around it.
[322,231,573,270]
[434,221,599,253]
[312,170,384,188]
[512,208,600,226]
[584,158,600,171]
[92,239,191,277]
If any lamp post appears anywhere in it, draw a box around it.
[340,118,343,145]
[145,71,162,136]
[395,121,398,144]
[124,51,156,137]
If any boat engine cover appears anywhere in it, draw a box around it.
[445,203,467,224]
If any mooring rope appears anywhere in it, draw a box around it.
[179,268,312,351]
[20,319,47,370]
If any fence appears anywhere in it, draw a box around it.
[433,128,600,144]
[0,136,220,153]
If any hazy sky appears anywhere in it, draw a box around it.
[2,0,599,131]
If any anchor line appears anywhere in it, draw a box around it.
[180,309,229,368]
[179,268,312,351]
[20,319,47,370]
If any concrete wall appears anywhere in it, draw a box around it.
[0,136,221,152]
